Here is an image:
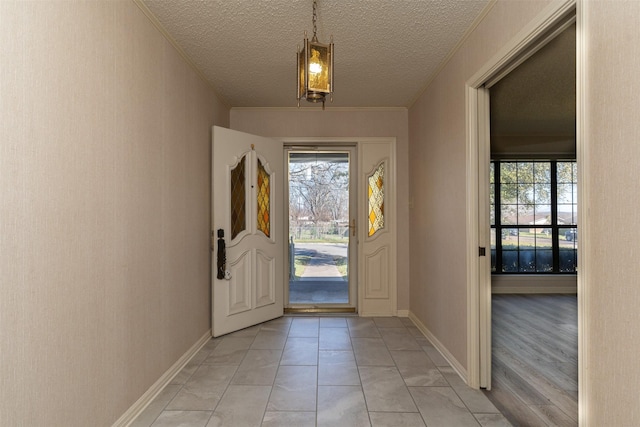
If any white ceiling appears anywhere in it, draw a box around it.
[141,0,491,108]
[490,23,576,157]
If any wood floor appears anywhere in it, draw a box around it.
[483,294,578,427]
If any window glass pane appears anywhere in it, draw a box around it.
[257,158,271,237]
[502,228,519,272]
[517,204,534,225]
[557,162,576,183]
[558,205,576,225]
[500,162,517,184]
[534,162,551,183]
[557,162,577,229]
[559,248,577,272]
[536,250,554,272]
[534,204,552,225]
[535,229,552,248]
[517,183,532,204]
[502,228,519,246]
[500,184,518,205]
[490,228,496,273]
[230,155,246,239]
[559,227,577,272]
[501,205,517,225]
[502,249,518,272]
[519,249,536,272]
[517,162,534,183]
[501,183,517,204]
[534,183,551,204]
[368,163,384,237]
[560,227,578,244]
[557,183,575,204]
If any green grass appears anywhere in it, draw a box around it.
[292,237,349,244]
[333,256,348,278]
[294,254,312,277]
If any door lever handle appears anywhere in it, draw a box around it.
[216,229,226,280]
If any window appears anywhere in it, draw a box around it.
[491,161,577,273]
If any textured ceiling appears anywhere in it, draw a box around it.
[491,23,576,157]
[141,0,490,108]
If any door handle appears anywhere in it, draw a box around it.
[216,229,226,280]
[349,219,356,237]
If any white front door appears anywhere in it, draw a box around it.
[358,140,397,316]
[211,126,283,337]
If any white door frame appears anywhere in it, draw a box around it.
[464,0,578,390]
[283,144,358,309]
[281,137,397,317]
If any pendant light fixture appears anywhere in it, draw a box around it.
[297,0,334,109]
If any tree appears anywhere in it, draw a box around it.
[492,161,575,226]
[289,160,349,236]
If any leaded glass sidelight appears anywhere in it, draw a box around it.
[230,156,246,239]
[368,163,385,237]
[257,158,271,237]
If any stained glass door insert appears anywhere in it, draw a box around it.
[230,155,246,239]
[368,163,384,237]
[257,158,271,237]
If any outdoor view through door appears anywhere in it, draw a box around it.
[287,151,354,307]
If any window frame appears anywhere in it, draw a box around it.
[491,160,577,274]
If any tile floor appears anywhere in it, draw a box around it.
[131,316,512,427]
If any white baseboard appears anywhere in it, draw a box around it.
[408,311,468,384]
[113,330,212,427]
[396,309,409,317]
[491,274,577,294]
[358,311,397,317]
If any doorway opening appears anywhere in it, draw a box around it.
[465,0,577,392]
[285,147,357,312]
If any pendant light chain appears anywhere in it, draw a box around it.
[312,0,318,41]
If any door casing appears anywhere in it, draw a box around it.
[281,137,397,317]
[284,144,358,310]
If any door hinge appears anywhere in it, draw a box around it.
[479,247,486,257]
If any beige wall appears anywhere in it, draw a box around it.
[408,0,554,371]
[410,0,640,423]
[0,2,228,426]
[582,1,640,424]
[230,108,410,310]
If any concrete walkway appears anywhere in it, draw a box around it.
[300,249,342,278]
[289,242,348,304]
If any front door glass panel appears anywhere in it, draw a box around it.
[288,151,351,305]
[230,155,246,239]
[257,158,271,238]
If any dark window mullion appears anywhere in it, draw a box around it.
[550,161,560,273]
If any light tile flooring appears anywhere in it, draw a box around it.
[132,316,512,427]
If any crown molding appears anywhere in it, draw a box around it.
[408,0,498,108]
[132,0,231,109]
[230,106,408,113]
